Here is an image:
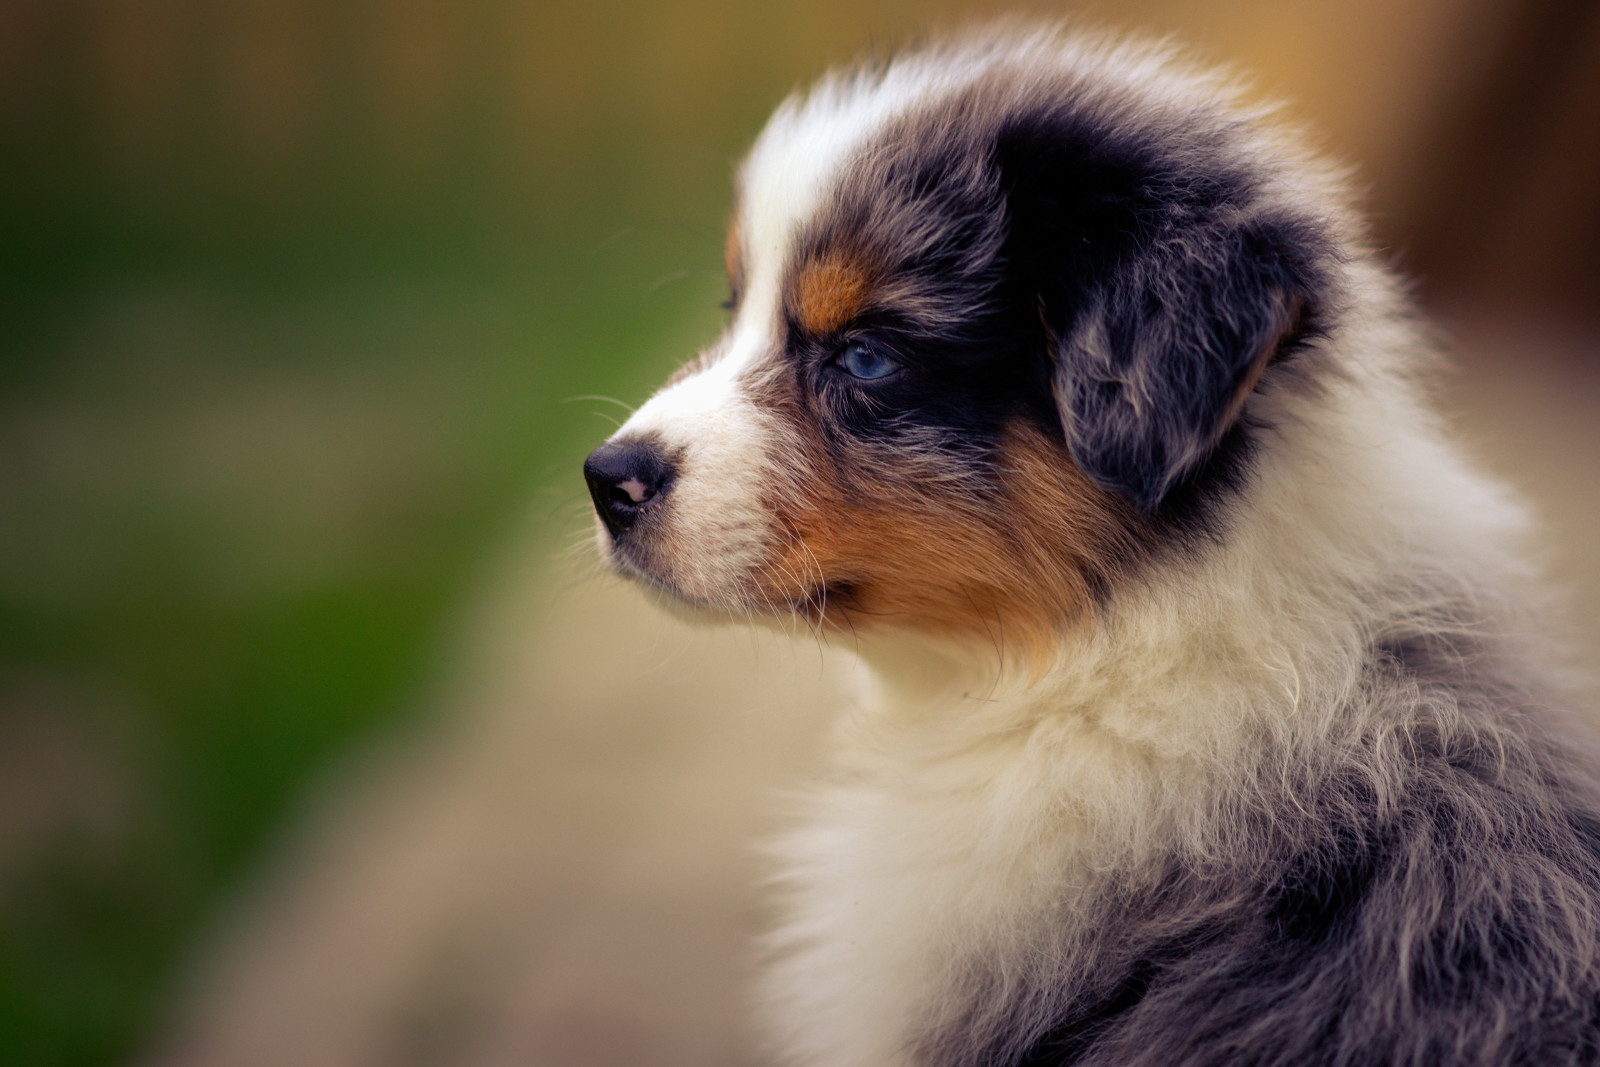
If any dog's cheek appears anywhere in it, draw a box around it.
[989,423,1144,627]
[757,425,1135,654]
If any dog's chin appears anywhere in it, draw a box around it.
[601,536,837,632]
[645,580,851,637]
[599,537,745,624]
[617,565,735,626]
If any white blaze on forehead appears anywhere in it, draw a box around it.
[739,81,907,267]
[731,30,1201,307]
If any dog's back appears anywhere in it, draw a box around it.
[583,26,1600,1067]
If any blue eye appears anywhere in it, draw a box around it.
[837,340,898,381]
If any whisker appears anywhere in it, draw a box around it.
[561,394,638,415]
[644,268,721,298]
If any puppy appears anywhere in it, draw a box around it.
[583,26,1600,1067]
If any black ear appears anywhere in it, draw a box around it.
[996,119,1319,513]
[1054,221,1311,512]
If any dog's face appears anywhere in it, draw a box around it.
[585,36,1328,652]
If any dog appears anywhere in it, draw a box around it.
[582,25,1600,1067]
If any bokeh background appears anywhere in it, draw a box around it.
[1,1,1597,1065]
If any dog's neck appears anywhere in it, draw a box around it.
[839,430,1516,777]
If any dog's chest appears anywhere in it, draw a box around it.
[758,740,1102,1067]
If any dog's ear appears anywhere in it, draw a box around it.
[996,121,1316,513]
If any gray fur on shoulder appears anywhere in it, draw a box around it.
[921,628,1600,1066]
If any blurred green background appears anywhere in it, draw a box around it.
[1,1,1597,1065]
[1,4,743,1062]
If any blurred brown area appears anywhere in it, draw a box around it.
[1402,0,1600,319]
[0,1,1596,1066]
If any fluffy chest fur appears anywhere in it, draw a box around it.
[583,25,1600,1067]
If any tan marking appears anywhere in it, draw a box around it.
[790,254,874,336]
[748,415,1145,667]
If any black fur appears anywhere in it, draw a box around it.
[778,80,1334,529]
[992,107,1328,515]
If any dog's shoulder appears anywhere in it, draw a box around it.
[913,633,1600,1067]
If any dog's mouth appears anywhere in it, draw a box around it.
[598,532,747,614]
[605,553,734,624]
[603,529,862,628]
[600,534,693,598]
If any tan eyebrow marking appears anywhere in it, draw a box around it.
[790,252,874,336]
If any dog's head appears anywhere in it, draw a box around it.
[585,30,1336,654]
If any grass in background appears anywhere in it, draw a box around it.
[0,12,751,1051]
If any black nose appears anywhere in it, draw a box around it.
[583,439,674,537]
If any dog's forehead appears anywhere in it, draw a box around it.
[733,59,978,289]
